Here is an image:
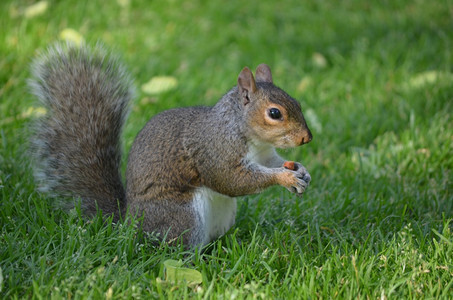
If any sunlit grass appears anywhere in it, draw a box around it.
[1,0,452,298]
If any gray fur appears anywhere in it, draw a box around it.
[29,43,134,219]
[29,43,312,247]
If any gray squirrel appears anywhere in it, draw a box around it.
[29,43,312,246]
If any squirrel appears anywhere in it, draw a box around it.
[29,43,313,246]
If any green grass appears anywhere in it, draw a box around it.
[1,0,452,298]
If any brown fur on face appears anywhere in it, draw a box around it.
[245,83,312,148]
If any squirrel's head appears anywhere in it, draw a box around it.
[237,64,312,149]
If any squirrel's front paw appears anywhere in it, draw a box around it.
[281,161,311,195]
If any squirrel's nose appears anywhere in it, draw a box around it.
[300,130,312,145]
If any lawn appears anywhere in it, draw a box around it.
[1,0,452,298]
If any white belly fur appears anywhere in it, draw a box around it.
[192,187,237,245]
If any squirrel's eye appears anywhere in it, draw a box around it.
[268,108,282,120]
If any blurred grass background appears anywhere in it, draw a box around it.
[0,0,452,298]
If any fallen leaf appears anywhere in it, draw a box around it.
[312,52,327,68]
[405,71,453,89]
[0,107,47,126]
[117,0,131,7]
[163,259,202,285]
[141,76,178,95]
[24,1,48,19]
[297,76,312,93]
[105,286,113,300]
[22,107,47,118]
[59,28,84,46]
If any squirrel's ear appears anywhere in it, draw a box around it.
[238,67,256,105]
[255,64,273,84]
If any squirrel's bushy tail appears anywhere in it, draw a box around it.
[29,43,134,218]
